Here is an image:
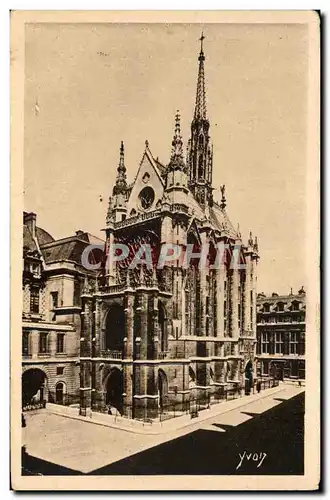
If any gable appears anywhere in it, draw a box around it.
[126,148,165,216]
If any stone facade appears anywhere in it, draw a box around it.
[256,287,306,380]
[79,39,260,420]
[22,211,102,407]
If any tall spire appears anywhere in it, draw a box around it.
[194,32,207,121]
[187,32,213,207]
[113,141,127,195]
[168,110,186,172]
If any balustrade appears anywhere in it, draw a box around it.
[100,349,123,359]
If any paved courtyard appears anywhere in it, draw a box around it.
[22,383,304,475]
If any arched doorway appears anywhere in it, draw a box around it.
[55,382,65,405]
[105,304,125,353]
[105,368,123,413]
[188,366,196,388]
[244,360,253,395]
[158,369,168,409]
[22,368,47,407]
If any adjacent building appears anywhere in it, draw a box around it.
[22,211,103,408]
[256,287,306,381]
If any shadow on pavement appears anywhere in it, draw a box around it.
[22,448,81,476]
[89,392,305,476]
[21,392,304,476]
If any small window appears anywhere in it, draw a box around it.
[56,367,64,376]
[277,302,284,312]
[31,263,39,275]
[57,333,65,353]
[39,332,48,353]
[22,332,29,356]
[30,286,40,313]
[51,291,59,309]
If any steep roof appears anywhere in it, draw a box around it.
[41,232,105,265]
[154,157,167,177]
[210,202,238,239]
[257,290,306,304]
[23,225,38,253]
[36,226,55,245]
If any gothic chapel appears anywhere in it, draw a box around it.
[79,36,260,419]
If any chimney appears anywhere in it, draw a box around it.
[24,212,37,239]
[76,230,84,237]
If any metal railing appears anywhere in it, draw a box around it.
[22,400,46,412]
[158,351,169,359]
[169,203,189,214]
[100,349,122,359]
[47,392,80,406]
[22,393,81,411]
[91,380,278,424]
[100,284,126,294]
[113,209,161,229]
[257,377,279,391]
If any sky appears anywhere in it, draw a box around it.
[24,22,309,295]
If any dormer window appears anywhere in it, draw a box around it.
[277,302,284,312]
[292,301,300,311]
[263,303,270,313]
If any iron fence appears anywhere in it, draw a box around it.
[22,401,46,412]
[22,392,80,411]
[47,392,80,406]
[90,378,279,424]
[257,377,279,391]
